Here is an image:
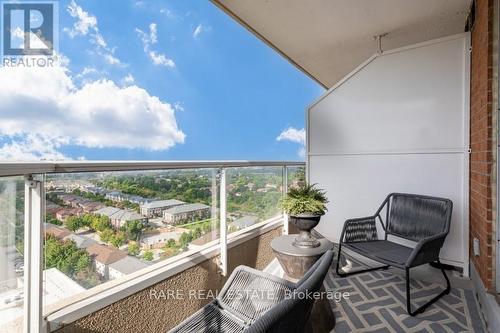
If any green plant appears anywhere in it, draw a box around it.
[280,183,328,216]
[143,250,154,261]
[128,242,140,256]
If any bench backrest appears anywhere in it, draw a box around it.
[386,193,452,242]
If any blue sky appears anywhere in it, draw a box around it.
[0,0,323,161]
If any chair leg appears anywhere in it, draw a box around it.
[405,261,451,316]
[336,243,389,278]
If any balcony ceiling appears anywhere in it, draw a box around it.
[212,0,471,88]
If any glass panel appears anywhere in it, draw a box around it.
[43,169,219,310]
[226,167,284,235]
[286,166,306,190]
[0,177,25,333]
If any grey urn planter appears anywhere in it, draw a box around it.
[289,213,322,248]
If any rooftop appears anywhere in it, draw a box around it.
[86,243,127,265]
[163,203,210,215]
[45,224,71,239]
[140,199,185,209]
[108,256,151,275]
[63,234,97,249]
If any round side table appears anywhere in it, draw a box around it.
[271,234,333,280]
[271,234,335,332]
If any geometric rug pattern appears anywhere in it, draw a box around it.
[325,252,486,333]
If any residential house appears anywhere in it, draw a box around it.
[162,203,211,225]
[140,229,183,250]
[188,230,219,251]
[86,243,127,280]
[55,207,82,222]
[105,191,150,205]
[45,202,62,215]
[233,215,259,230]
[105,191,125,202]
[94,206,147,229]
[63,234,97,249]
[108,256,150,280]
[109,210,147,229]
[44,224,71,240]
[140,199,185,218]
[80,201,105,214]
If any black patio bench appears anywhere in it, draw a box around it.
[336,193,453,316]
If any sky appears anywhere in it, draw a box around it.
[0,0,324,161]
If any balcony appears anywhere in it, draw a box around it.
[0,160,490,333]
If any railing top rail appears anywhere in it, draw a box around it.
[0,160,305,177]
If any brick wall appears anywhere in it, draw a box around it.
[470,0,496,291]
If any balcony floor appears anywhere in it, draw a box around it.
[268,246,487,332]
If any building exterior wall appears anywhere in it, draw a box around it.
[55,226,282,333]
[470,0,498,291]
[94,261,108,280]
[163,207,210,225]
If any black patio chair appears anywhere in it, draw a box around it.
[169,250,334,333]
[336,193,453,316]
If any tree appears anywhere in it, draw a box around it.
[100,228,114,243]
[65,216,82,232]
[192,227,202,240]
[110,231,126,248]
[44,235,91,278]
[166,239,177,248]
[46,214,62,226]
[143,250,154,261]
[128,242,140,256]
[123,220,143,241]
[179,232,193,249]
[91,215,111,232]
[81,214,94,228]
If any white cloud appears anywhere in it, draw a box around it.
[122,73,135,86]
[0,134,69,161]
[65,0,97,38]
[64,1,122,66]
[148,51,175,68]
[149,23,158,44]
[193,24,203,38]
[277,127,306,159]
[136,24,157,47]
[173,102,184,112]
[193,24,211,38]
[0,63,185,160]
[136,23,175,68]
[79,67,98,76]
[103,53,121,65]
[276,127,305,145]
[160,8,173,18]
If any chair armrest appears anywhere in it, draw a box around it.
[341,216,379,243]
[405,233,448,267]
[218,265,295,323]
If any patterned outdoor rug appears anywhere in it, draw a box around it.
[325,251,485,333]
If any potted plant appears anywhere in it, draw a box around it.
[281,183,328,248]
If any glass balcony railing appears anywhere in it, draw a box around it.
[0,177,25,333]
[0,161,305,333]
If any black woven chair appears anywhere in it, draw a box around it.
[169,250,334,333]
[336,193,453,316]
